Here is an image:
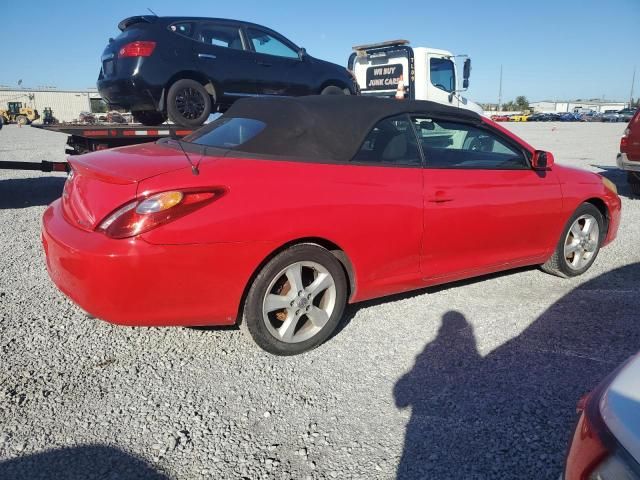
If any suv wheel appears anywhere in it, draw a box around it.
[132,111,167,126]
[167,79,212,128]
[321,85,349,95]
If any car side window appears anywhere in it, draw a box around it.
[351,114,422,166]
[246,28,299,59]
[196,23,245,50]
[411,116,529,169]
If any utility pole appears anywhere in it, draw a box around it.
[631,67,636,107]
[497,65,503,112]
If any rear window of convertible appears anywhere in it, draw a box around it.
[184,117,266,149]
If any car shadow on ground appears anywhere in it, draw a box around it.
[0,176,65,209]
[592,164,638,200]
[0,444,170,480]
[392,262,640,479]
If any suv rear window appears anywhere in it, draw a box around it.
[184,117,266,149]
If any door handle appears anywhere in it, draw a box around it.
[257,61,272,67]
[428,191,454,203]
[198,53,217,60]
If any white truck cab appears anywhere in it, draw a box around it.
[348,40,483,114]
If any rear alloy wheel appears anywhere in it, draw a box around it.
[133,110,167,126]
[241,244,347,355]
[628,172,640,196]
[542,203,604,278]
[167,79,212,128]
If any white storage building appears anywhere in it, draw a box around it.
[530,100,628,114]
[0,88,105,122]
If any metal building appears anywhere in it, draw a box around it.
[0,88,104,122]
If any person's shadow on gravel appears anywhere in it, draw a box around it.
[0,176,65,209]
[0,444,170,480]
[394,263,640,480]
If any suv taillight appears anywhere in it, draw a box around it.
[620,128,630,153]
[118,41,156,58]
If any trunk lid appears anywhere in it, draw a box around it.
[62,142,190,231]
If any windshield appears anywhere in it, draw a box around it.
[183,117,266,149]
[430,58,455,93]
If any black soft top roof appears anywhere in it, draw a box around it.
[202,95,482,162]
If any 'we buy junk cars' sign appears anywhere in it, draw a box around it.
[366,64,403,90]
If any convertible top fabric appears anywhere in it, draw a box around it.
[197,95,483,162]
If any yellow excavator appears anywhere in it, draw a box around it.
[0,102,40,125]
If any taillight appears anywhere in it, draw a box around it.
[620,128,630,153]
[118,41,156,58]
[97,189,223,239]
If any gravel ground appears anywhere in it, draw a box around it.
[0,121,638,480]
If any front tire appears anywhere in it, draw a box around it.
[133,110,167,126]
[16,115,29,126]
[167,79,212,128]
[541,203,604,278]
[241,244,348,356]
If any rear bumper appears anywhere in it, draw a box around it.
[42,200,269,326]
[97,76,162,112]
[617,153,640,172]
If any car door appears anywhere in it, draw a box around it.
[191,21,258,102]
[344,113,425,298]
[413,116,564,280]
[243,26,311,96]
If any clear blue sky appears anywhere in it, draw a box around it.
[0,0,638,103]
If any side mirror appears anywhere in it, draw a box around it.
[532,150,554,170]
[298,47,308,59]
[463,78,469,89]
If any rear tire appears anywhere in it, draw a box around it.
[541,203,604,278]
[241,244,347,356]
[167,79,212,128]
[628,172,640,196]
[321,85,347,95]
[133,110,167,126]
[16,115,29,126]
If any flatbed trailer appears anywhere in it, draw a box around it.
[0,123,193,173]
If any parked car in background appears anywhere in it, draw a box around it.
[527,113,546,122]
[602,110,621,122]
[617,107,640,195]
[42,96,620,355]
[511,114,529,122]
[562,352,640,479]
[618,108,638,123]
[97,16,358,128]
[490,114,510,122]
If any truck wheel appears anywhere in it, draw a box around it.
[133,111,168,126]
[321,85,347,95]
[16,115,29,126]
[628,172,640,196]
[167,79,212,128]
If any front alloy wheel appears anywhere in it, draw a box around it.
[542,203,604,278]
[242,244,347,355]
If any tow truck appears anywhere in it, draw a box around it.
[0,123,193,173]
[348,40,483,114]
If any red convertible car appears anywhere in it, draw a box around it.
[42,96,621,355]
